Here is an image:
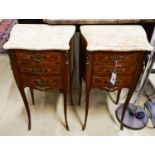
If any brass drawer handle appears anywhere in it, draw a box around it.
[32,68,48,75]
[109,68,119,73]
[111,56,121,62]
[35,79,48,86]
[31,55,45,62]
[104,87,118,92]
[107,80,119,86]
[35,86,50,91]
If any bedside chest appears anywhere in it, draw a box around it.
[4,24,75,130]
[80,25,153,130]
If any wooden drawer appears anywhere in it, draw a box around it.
[19,64,61,76]
[21,75,62,89]
[92,64,135,77]
[93,52,140,65]
[91,76,132,90]
[16,51,62,65]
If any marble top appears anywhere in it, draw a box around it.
[3,24,76,50]
[80,25,154,52]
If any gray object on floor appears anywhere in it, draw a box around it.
[144,102,155,127]
[116,104,148,130]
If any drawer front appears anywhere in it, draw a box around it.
[21,75,62,89]
[16,51,62,65]
[91,76,132,90]
[19,64,61,76]
[93,64,136,77]
[93,52,140,65]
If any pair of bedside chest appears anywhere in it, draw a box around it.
[3,24,153,131]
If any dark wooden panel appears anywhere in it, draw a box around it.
[19,65,61,76]
[21,75,62,89]
[43,19,155,25]
[92,52,140,64]
[15,50,62,65]
[18,19,44,24]
[91,76,132,89]
[92,65,135,77]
